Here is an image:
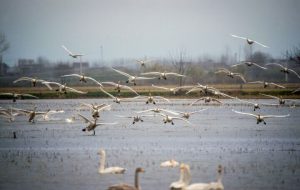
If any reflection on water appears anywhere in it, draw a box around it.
[0,99,300,190]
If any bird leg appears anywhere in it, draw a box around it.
[263,121,266,125]
[141,119,144,122]
[93,130,96,135]
[171,121,174,125]
[146,101,149,104]
[153,101,156,105]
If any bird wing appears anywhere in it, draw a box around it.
[65,86,87,94]
[219,92,236,99]
[95,122,118,126]
[263,114,290,119]
[11,108,31,114]
[165,72,185,77]
[21,94,39,99]
[116,115,134,118]
[249,81,263,84]
[61,74,81,78]
[42,81,62,87]
[232,109,257,118]
[253,40,269,48]
[135,76,155,80]
[231,63,243,67]
[101,81,117,87]
[99,87,115,99]
[153,96,170,102]
[140,72,161,76]
[0,93,13,96]
[186,87,203,94]
[151,84,170,91]
[189,98,205,106]
[260,93,279,100]
[77,113,92,124]
[215,68,230,74]
[292,88,300,94]
[84,77,103,87]
[79,103,93,109]
[172,117,192,124]
[251,62,267,70]
[112,68,132,78]
[136,109,154,114]
[13,77,34,83]
[160,109,180,115]
[211,98,222,104]
[233,73,247,83]
[119,85,139,95]
[189,109,207,115]
[98,104,111,111]
[61,45,74,56]
[288,69,300,78]
[269,82,285,89]
[231,34,247,40]
[265,63,285,69]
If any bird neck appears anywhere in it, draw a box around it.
[135,171,140,189]
[180,166,191,185]
[217,172,222,183]
[99,152,105,172]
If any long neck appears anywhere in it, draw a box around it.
[217,171,222,183]
[99,152,105,171]
[182,167,191,185]
[134,171,140,189]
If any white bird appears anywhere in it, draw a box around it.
[170,163,191,190]
[175,109,207,119]
[0,108,16,122]
[265,63,300,79]
[0,92,38,102]
[99,87,138,104]
[186,83,219,95]
[136,108,180,116]
[102,81,139,95]
[13,77,52,88]
[232,109,289,125]
[249,81,285,89]
[141,71,185,80]
[215,68,246,83]
[42,81,87,94]
[134,93,170,104]
[158,113,191,125]
[112,68,154,85]
[260,93,291,105]
[79,103,111,118]
[98,149,126,174]
[61,74,103,86]
[107,167,145,190]
[39,109,65,121]
[152,84,194,95]
[235,98,276,111]
[190,97,222,106]
[292,88,300,94]
[78,114,117,135]
[116,114,153,124]
[61,45,84,58]
[160,159,179,168]
[136,59,152,67]
[231,61,267,70]
[12,107,46,123]
[231,34,269,48]
[65,115,76,123]
[185,165,224,190]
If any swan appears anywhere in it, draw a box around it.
[98,149,126,174]
[65,115,76,123]
[78,114,117,135]
[112,68,154,85]
[260,93,289,105]
[152,84,194,95]
[134,93,170,104]
[0,92,38,102]
[61,45,84,58]
[186,83,219,95]
[0,108,16,122]
[249,81,285,89]
[136,59,152,67]
[185,165,224,190]
[79,103,111,118]
[160,159,179,168]
[102,81,139,95]
[232,109,290,125]
[235,97,277,111]
[231,61,267,70]
[42,81,87,94]
[190,97,222,106]
[116,114,153,124]
[231,34,269,48]
[61,74,103,86]
[12,107,47,123]
[13,77,52,88]
[215,68,246,83]
[40,109,65,121]
[107,167,145,190]
[99,87,139,104]
[175,109,207,119]
[141,71,185,80]
[158,113,191,125]
[170,163,191,190]
[265,63,300,79]
[136,108,180,116]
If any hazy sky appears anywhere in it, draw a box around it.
[0,0,300,65]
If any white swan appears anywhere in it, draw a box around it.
[160,159,179,168]
[170,163,191,190]
[12,107,47,123]
[42,81,87,94]
[231,61,267,70]
[231,34,269,48]
[141,71,185,80]
[61,45,84,58]
[232,109,289,125]
[136,108,180,116]
[0,108,16,122]
[102,81,139,95]
[190,97,222,106]
[152,84,194,95]
[116,114,153,124]
[13,77,52,88]
[136,59,152,67]
[79,103,111,118]
[186,83,219,95]
[249,81,285,89]
[175,109,207,119]
[40,109,65,121]
[235,97,276,111]
[259,93,294,106]
[0,92,38,102]
[266,63,300,79]
[158,113,191,125]
[134,93,170,104]
[61,74,103,86]
[215,68,246,83]
[98,149,126,174]
[112,68,155,85]
[107,167,144,190]
[78,114,117,135]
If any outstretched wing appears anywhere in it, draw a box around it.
[112,68,132,78]
[135,76,155,80]
[231,63,243,67]
[85,76,103,87]
[77,113,92,124]
[265,63,285,69]
[21,94,39,99]
[165,72,185,77]
[231,34,247,40]
[61,74,81,78]
[249,81,263,84]
[263,114,290,119]
[288,69,300,79]
[215,68,230,74]
[151,84,170,91]
[172,117,192,124]
[119,84,139,95]
[233,73,247,83]
[260,93,279,100]
[99,87,115,99]
[65,86,87,94]
[253,40,269,48]
[61,45,74,56]
[140,72,161,76]
[189,98,205,106]
[232,109,257,118]
[95,122,118,126]
[101,82,117,87]
[251,62,267,70]
[269,82,285,89]
[13,77,34,83]
[153,96,170,102]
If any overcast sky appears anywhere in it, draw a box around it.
[0,0,300,65]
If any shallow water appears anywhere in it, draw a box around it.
[0,99,300,190]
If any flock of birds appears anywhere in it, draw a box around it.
[0,34,300,190]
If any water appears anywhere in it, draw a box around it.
[0,99,300,190]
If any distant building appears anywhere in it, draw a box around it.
[72,62,89,72]
[0,62,9,76]
[17,59,45,74]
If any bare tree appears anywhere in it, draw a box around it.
[170,50,191,86]
[287,45,300,64]
[0,32,9,54]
